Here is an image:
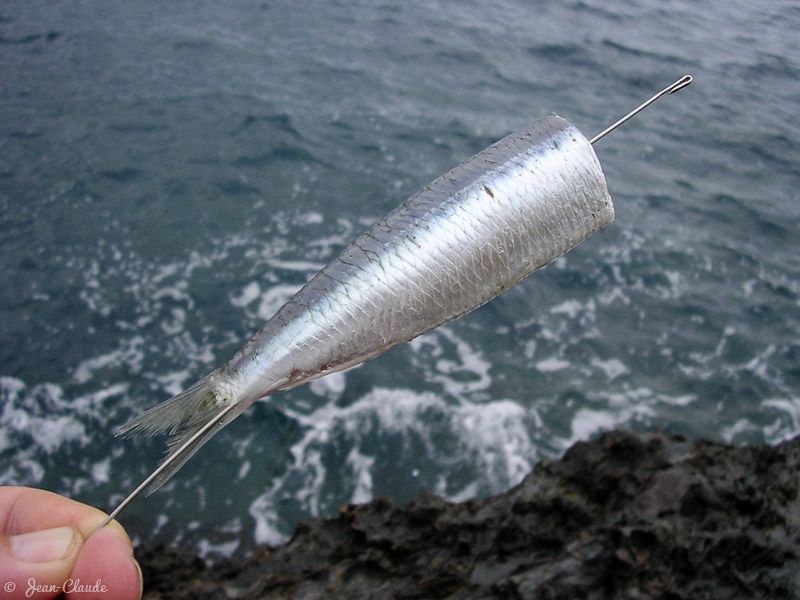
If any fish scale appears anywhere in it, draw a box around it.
[97,75,692,531]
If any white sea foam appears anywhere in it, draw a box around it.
[590,358,629,380]
[230,281,261,308]
[309,371,346,398]
[720,418,756,444]
[91,457,112,484]
[409,325,492,401]
[155,369,195,396]
[536,356,570,372]
[197,538,240,559]
[237,460,251,481]
[0,376,121,486]
[562,388,659,449]
[657,393,697,407]
[72,336,145,384]
[597,285,630,306]
[550,299,586,319]
[257,284,302,321]
[304,219,356,257]
[347,447,375,505]
[296,211,324,225]
[451,398,537,490]
[0,378,84,451]
[568,409,619,442]
[422,327,492,396]
[248,386,540,546]
[266,258,326,273]
[761,398,800,443]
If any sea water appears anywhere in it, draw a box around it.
[1,0,799,559]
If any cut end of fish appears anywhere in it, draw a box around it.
[116,371,245,495]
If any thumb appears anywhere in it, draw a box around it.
[0,524,84,599]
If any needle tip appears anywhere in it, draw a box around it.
[91,515,115,536]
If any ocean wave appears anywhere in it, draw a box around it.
[249,387,541,546]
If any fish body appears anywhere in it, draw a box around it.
[119,114,614,491]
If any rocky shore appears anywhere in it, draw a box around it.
[135,430,800,599]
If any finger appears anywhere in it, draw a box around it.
[0,522,82,600]
[0,487,141,600]
[67,524,142,600]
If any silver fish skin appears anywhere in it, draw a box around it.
[118,114,614,492]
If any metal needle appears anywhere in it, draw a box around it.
[590,75,693,145]
[92,402,240,534]
[92,74,693,535]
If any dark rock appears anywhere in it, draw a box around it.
[135,430,800,599]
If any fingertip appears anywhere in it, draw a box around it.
[0,488,142,599]
[71,523,141,600]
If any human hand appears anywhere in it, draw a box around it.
[0,487,141,599]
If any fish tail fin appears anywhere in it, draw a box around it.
[116,371,244,495]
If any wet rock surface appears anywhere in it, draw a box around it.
[135,430,800,599]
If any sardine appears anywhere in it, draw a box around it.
[98,75,692,529]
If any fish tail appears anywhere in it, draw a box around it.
[116,371,244,495]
